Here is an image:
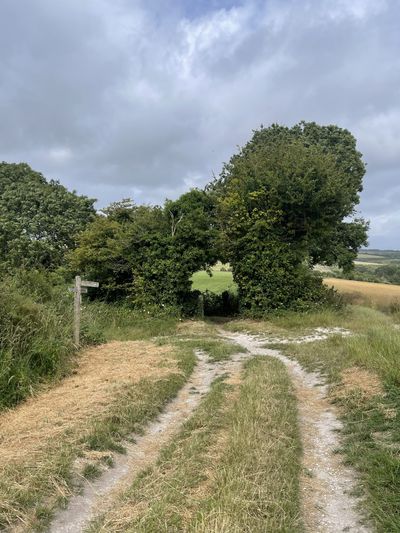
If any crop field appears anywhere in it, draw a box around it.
[324,277,400,309]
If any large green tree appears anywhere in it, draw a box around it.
[0,162,95,270]
[69,190,219,308]
[212,122,368,311]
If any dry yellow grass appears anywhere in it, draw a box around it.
[324,277,400,307]
[0,340,183,531]
[0,341,176,465]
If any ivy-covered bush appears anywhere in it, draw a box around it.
[212,122,368,312]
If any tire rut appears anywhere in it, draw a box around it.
[221,330,370,533]
[49,350,249,533]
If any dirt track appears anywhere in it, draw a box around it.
[1,330,370,532]
[223,330,370,533]
[49,350,250,532]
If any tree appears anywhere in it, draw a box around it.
[68,215,132,300]
[0,162,95,270]
[212,122,368,311]
[69,189,219,309]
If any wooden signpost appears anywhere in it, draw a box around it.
[70,275,99,347]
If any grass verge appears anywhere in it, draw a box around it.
[191,270,236,294]
[0,343,195,532]
[225,305,400,531]
[88,356,302,532]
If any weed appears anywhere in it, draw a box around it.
[82,463,103,480]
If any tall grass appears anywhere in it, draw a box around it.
[0,271,180,410]
[0,274,74,408]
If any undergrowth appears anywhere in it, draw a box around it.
[0,271,179,410]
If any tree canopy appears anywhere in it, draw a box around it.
[2,121,369,315]
[212,122,368,311]
[69,189,219,308]
[0,162,95,270]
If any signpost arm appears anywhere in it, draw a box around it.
[74,275,81,347]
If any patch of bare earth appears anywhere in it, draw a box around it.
[222,330,371,533]
[0,341,177,464]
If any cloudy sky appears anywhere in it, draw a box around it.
[0,0,399,248]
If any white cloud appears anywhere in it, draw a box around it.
[48,147,73,163]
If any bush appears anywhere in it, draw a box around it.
[203,290,240,316]
[0,273,74,408]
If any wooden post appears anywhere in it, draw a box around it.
[198,293,204,319]
[74,275,81,347]
[70,276,99,347]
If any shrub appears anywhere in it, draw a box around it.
[203,290,240,316]
[0,273,74,408]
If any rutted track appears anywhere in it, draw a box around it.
[49,350,249,532]
[49,327,370,532]
[222,330,370,533]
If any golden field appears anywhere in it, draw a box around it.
[324,277,400,308]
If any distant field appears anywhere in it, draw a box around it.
[324,277,400,308]
[191,270,236,294]
[353,260,382,266]
[192,262,400,306]
[357,253,386,261]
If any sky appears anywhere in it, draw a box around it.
[0,0,399,248]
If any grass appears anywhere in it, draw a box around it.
[0,271,180,411]
[88,356,302,532]
[191,270,236,294]
[280,331,400,531]
[0,341,195,531]
[166,337,247,362]
[83,301,180,343]
[0,276,75,409]
[0,313,246,532]
[158,319,247,362]
[224,304,394,336]
[224,305,400,531]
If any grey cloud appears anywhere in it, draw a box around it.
[0,0,399,247]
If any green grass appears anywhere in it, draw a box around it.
[0,273,180,411]
[279,331,400,531]
[224,305,393,337]
[82,301,180,343]
[0,276,75,409]
[191,270,237,294]
[88,356,302,533]
[0,315,245,531]
[224,305,400,531]
[164,337,247,362]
